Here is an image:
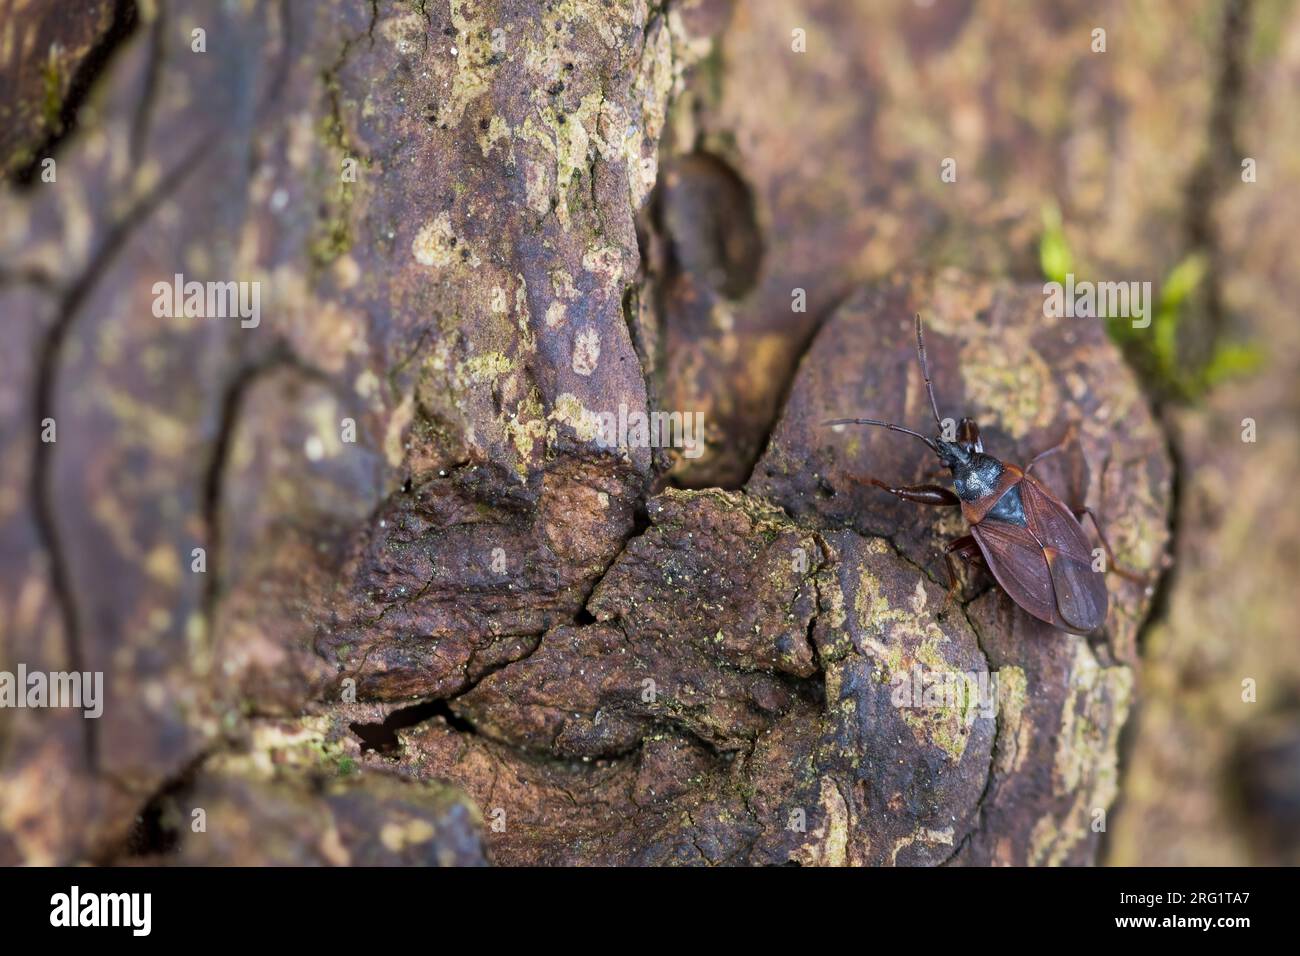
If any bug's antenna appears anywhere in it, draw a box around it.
[822,418,939,453]
[914,313,944,429]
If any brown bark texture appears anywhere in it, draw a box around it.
[5,0,1290,867]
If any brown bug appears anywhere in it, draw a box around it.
[826,314,1140,635]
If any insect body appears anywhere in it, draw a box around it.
[827,315,1129,635]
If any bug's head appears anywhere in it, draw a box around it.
[936,416,985,470]
[934,438,973,471]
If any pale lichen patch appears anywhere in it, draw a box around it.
[551,268,579,299]
[572,326,601,376]
[545,300,567,328]
[582,243,625,289]
[549,392,600,443]
[993,665,1030,775]
[377,11,427,55]
[458,351,515,385]
[437,0,503,127]
[412,214,479,269]
[478,114,512,158]
[524,160,551,217]
[306,396,346,459]
[624,14,675,208]
[889,826,954,865]
[852,549,977,763]
[520,90,608,229]
[504,389,547,464]
[383,393,415,468]
[209,716,347,780]
[790,777,850,866]
[959,331,1059,439]
[1027,640,1133,865]
[380,817,437,852]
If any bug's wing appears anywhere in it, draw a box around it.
[1042,547,1108,633]
[969,518,1059,628]
[1020,475,1109,633]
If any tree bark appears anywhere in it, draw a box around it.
[0,0,1182,866]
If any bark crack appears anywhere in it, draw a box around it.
[9,0,140,187]
[29,135,213,773]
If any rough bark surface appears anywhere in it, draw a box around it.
[0,0,1197,866]
[1108,0,1300,865]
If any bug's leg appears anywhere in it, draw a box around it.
[863,478,961,507]
[940,534,983,609]
[1074,507,1148,585]
[1024,422,1079,475]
